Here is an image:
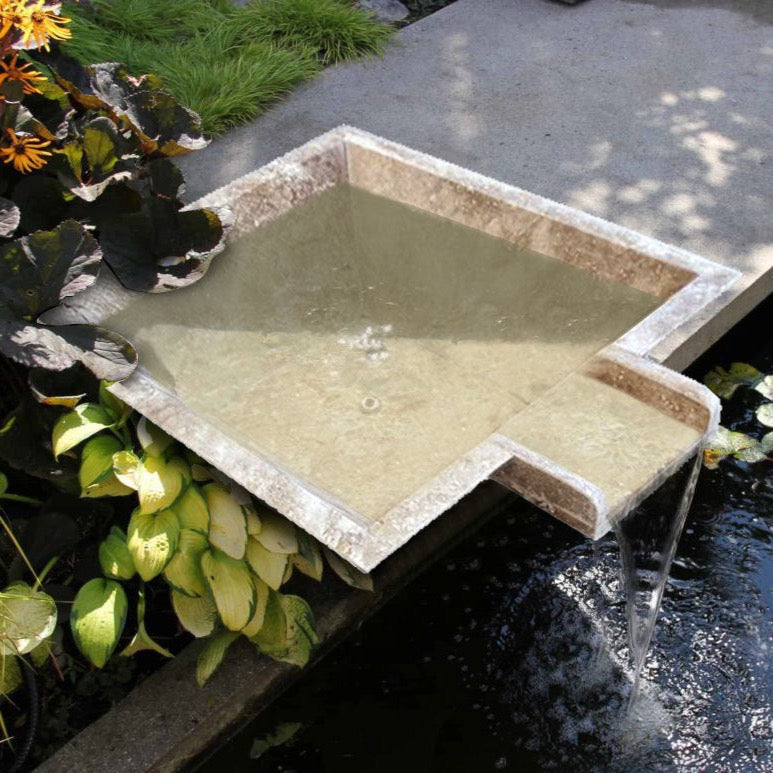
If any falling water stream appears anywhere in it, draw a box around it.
[614,451,704,709]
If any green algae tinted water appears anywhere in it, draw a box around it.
[105,183,661,519]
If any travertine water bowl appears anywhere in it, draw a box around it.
[62,127,739,571]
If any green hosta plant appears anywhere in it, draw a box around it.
[703,362,773,469]
[58,387,374,685]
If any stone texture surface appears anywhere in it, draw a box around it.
[177,0,773,369]
[357,0,409,23]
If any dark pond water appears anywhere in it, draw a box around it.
[197,297,773,772]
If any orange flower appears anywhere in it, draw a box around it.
[0,53,45,94]
[0,128,52,173]
[0,1,27,41]
[18,1,71,50]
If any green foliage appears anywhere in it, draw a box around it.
[64,0,392,136]
[70,578,128,668]
[703,362,773,469]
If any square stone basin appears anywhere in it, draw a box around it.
[64,127,739,571]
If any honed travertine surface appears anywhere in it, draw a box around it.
[98,127,735,570]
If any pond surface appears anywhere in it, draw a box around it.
[197,297,773,772]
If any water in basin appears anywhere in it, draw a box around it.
[105,183,661,519]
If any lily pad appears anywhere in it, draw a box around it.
[703,363,764,400]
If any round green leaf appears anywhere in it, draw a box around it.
[0,582,57,656]
[163,528,208,597]
[203,483,247,560]
[99,526,136,580]
[52,403,113,459]
[171,590,217,638]
[200,549,255,632]
[246,538,288,591]
[128,508,180,581]
[70,578,128,668]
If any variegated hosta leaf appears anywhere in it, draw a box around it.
[172,484,210,534]
[246,537,288,590]
[136,415,174,457]
[323,547,374,591]
[196,630,239,687]
[703,362,764,400]
[703,426,763,469]
[203,482,247,560]
[136,454,184,514]
[757,403,773,428]
[0,653,22,695]
[0,582,57,656]
[98,381,131,425]
[70,578,128,668]
[163,528,209,597]
[80,435,134,498]
[291,531,324,582]
[201,549,255,631]
[249,588,286,651]
[79,434,123,489]
[99,526,136,580]
[171,590,217,638]
[253,509,297,555]
[277,595,319,667]
[127,508,180,581]
[241,575,270,639]
[245,507,262,536]
[52,402,114,458]
[112,450,140,490]
[755,376,773,400]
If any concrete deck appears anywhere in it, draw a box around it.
[179,0,773,369]
[40,1,772,770]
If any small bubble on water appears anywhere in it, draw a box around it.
[360,396,381,414]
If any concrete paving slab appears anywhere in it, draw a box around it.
[178,0,773,368]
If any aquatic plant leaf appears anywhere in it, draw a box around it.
[127,508,180,581]
[136,415,173,457]
[112,449,140,490]
[196,630,239,687]
[99,198,227,293]
[703,426,761,469]
[171,590,217,638]
[323,547,373,591]
[0,653,22,696]
[756,403,773,428]
[163,528,209,597]
[200,549,255,632]
[703,363,764,399]
[99,526,136,581]
[241,575,270,639]
[253,509,297,555]
[246,538,288,591]
[754,376,773,401]
[172,484,210,534]
[70,578,128,668]
[0,583,57,656]
[204,482,247,560]
[290,530,324,582]
[0,197,19,237]
[79,433,123,488]
[0,221,100,318]
[52,402,113,458]
[249,722,303,760]
[136,455,184,514]
[0,318,138,381]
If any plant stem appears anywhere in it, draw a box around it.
[0,493,44,506]
[33,556,59,590]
